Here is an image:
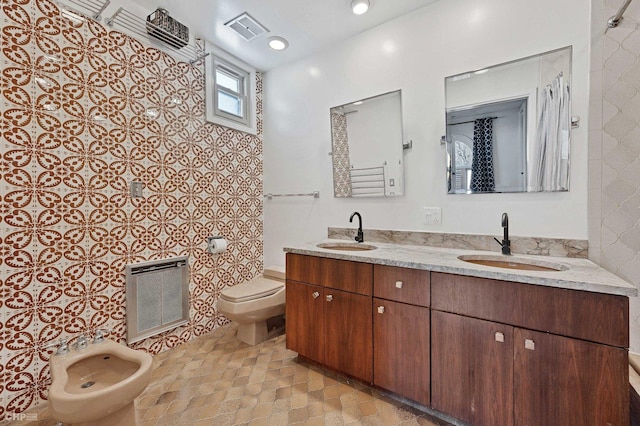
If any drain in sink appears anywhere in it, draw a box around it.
[81,381,95,389]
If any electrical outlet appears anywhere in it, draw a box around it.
[424,207,442,225]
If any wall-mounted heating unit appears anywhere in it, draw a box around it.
[125,256,189,343]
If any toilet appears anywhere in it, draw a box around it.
[218,266,286,345]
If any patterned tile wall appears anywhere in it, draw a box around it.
[0,0,263,417]
[590,0,640,351]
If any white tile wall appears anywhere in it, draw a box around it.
[591,0,640,351]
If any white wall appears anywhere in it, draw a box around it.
[263,0,590,267]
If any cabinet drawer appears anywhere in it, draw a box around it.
[431,272,629,348]
[373,265,430,307]
[286,253,372,295]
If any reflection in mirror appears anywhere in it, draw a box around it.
[445,46,572,194]
[331,90,404,197]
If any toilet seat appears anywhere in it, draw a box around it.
[221,276,284,303]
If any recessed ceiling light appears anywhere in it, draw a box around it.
[351,0,370,15]
[268,36,289,51]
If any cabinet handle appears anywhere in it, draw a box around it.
[495,332,504,343]
[395,281,403,289]
[377,306,385,314]
[312,292,319,299]
[326,295,333,302]
[524,339,535,350]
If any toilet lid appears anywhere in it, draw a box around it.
[221,276,284,303]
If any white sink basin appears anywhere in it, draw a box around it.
[457,254,568,272]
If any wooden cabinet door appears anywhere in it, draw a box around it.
[285,280,324,363]
[514,328,629,426]
[373,298,430,406]
[431,311,514,426]
[324,289,373,383]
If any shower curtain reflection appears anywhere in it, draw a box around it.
[470,117,496,192]
[331,112,352,197]
[530,72,570,191]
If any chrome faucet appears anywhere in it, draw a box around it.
[45,338,70,356]
[73,334,89,350]
[494,212,511,255]
[93,329,111,344]
[349,212,364,243]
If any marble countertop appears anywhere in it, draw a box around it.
[284,239,638,297]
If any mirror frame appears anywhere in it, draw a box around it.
[445,46,572,194]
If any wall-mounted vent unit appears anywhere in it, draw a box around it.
[224,12,268,41]
[146,8,189,49]
[125,256,189,343]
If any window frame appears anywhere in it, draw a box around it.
[205,44,257,135]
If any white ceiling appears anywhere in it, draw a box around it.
[128,0,438,71]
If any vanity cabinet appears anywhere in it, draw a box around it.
[431,311,514,425]
[285,251,631,426]
[285,254,373,382]
[373,265,430,406]
[431,272,629,426]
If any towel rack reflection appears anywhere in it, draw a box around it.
[264,191,320,200]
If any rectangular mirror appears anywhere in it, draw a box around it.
[331,90,404,197]
[445,46,572,194]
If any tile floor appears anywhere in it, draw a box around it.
[13,325,452,425]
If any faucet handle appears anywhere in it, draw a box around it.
[45,338,70,356]
[93,329,111,344]
[73,333,88,350]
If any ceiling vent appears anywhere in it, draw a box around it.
[224,13,269,41]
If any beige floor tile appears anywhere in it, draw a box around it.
[17,325,450,426]
[267,412,288,425]
[233,407,253,424]
[197,402,221,419]
[305,417,326,426]
[251,403,273,419]
[359,400,379,416]
[290,393,308,409]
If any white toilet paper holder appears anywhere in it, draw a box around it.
[207,236,226,254]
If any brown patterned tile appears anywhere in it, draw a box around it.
[1,0,264,417]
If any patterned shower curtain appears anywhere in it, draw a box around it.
[470,118,495,192]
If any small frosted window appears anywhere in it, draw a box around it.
[212,59,249,126]
[216,69,239,92]
[205,47,257,134]
[218,91,243,117]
